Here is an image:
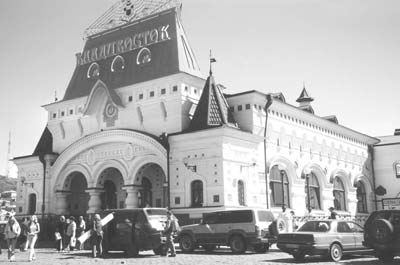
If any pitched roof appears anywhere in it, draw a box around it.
[188,74,238,132]
[32,127,54,157]
[296,87,314,103]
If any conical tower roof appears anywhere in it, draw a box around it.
[296,86,314,103]
[188,74,238,132]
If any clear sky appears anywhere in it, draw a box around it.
[0,0,399,176]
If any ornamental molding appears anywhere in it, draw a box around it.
[51,130,166,185]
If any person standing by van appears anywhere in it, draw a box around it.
[91,214,103,258]
[164,211,177,257]
[55,216,66,252]
[27,215,40,262]
[76,216,86,250]
[4,215,21,262]
[65,217,77,251]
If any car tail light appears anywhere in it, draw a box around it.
[255,225,261,237]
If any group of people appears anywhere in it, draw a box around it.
[1,214,40,262]
[55,215,86,252]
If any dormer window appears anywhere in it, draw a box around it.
[111,55,125,72]
[87,63,100,78]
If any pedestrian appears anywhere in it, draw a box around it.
[164,211,177,257]
[76,216,86,250]
[91,214,103,258]
[21,217,30,251]
[4,214,21,262]
[27,215,40,262]
[328,207,337,219]
[278,204,293,232]
[65,216,77,251]
[55,216,66,252]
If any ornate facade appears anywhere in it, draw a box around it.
[13,0,379,222]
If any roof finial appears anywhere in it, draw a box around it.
[209,49,216,76]
[54,90,58,102]
[303,80,306,89]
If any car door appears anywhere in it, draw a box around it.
[336,221,355,250]
[195,213,218,244]
[347,221,366,250]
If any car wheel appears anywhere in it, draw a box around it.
[254,243,269,253]
[179,234,195,253]
[125,244,139,258]
[292,251,305,261]
[371,219,394,245]
[153,245,166,256]
[230,235,246,254]
[329,243,342,262]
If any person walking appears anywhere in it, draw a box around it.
[164,211,177,257]
[27,215,40,262]
[91,214,103,258]
[55,216,66,252]
[65,216,77,251]
[76,216,86,250]
[4,214,21,262]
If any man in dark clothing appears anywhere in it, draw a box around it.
[91,214,103,258]
[328,207,338,219]
[55,216,67,252]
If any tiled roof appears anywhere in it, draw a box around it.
[188,74,238,132]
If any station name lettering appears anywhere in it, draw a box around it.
[75,24,171,66]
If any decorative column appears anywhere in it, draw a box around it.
[86,188,103,214]
[123,185,140,209]
[55,191,70,215]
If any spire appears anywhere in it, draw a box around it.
[188,71,237,132]
[209,49,216,76]
[296,83,315,114]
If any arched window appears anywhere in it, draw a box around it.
[191,180,203,207]
[333,177,346,211]
[111,55,125,72]
[87,62,100,78]
[238,180,245,206]
[305,173,321,211]
[270,165,290,208]
[356,181,367,213]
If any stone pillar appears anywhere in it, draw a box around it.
[124,186,140,209]
[87,189,103,214]
[55,191,70,215]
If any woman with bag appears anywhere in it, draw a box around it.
[65,217,77,251]
[4,214,21,262]
[27,215,40,262]
[55,216,66,252]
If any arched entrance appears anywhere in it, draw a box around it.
[28,194,36,215]
[65,172,89,215]
[98,167,125,210]
[135,163,166,208]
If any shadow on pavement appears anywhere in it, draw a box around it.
[263,254,391,264]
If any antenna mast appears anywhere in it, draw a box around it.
[6,131,11,177]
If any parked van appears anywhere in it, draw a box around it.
[101,208,168,257]
[177,208,276,254]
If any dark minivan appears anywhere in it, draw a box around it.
[101,208,168,257]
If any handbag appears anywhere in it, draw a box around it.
[70,237,76,247]
[54,232,61,240]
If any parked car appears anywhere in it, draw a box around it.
[363,209,400,262]
[101,208,168,257]
[176,208,276,254]
[277,220,371,261]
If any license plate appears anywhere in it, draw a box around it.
[286,244,299,248]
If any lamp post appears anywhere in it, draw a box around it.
[304,168,312,214]
[278,164,287,207]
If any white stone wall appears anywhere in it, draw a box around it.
[374,135,400,208]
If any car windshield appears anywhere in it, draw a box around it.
[298,221,331,232]
[146,209,167,219]
[258,211,275,222]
